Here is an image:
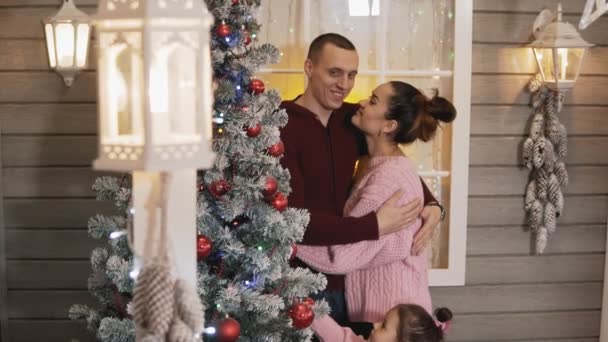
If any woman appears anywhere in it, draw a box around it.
[297,81,456,336]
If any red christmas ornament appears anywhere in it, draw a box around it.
[218,317,241,342]
[232,0,239,4]
[197,183,205,192]
[290,243,298,260]
[263,176,278,197]
[302,297,315,308]
[245,123,262,137]
[289,303,314,329]
[249,79,265,95]
[242,30,252,45]
[210,179,231,197]
[267,141,285,157]
[196,234,212,260]
[216,22,231,38]
[270,192,288,212]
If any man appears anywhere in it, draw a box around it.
[279,33,444,331]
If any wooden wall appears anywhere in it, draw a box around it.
[428,1,608,341]
[0,0,607,341]
[0,1,109,341]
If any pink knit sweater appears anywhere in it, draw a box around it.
[297,156,432,324]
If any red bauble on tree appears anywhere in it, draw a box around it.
[216,22,231,38]
[269,192,288,212]
[231,0,239,5]
[196,234,212,260]
[242,30,252,45]
[302,297,315,308]
[263,176,278,197]
[218,317,241,342]
[210,179,231,197]
[289,302,314,329]
[267,141,285,157]
[245,123,262,137]
[249,79,265,94]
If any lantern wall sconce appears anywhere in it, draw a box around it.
[43,0,92,87]
[528,3,594,91]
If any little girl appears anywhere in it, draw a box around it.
[313,304,453,342]
[297,81,456,325]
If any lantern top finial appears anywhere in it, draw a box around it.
[45,0,90,23]
[528,3,594,49]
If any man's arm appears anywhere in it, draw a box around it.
[281,136,379,246]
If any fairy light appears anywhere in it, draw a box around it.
[110,230,127,239]
[204,327,216,335]
[257,246,263,251]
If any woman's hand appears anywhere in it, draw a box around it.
[412,205,441,255]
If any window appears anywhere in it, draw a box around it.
[258,0,471,286]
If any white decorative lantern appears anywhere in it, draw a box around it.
[528,3,594,91]
[93,0,215,172]
[43,0,92,87]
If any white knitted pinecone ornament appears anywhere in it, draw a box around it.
[523,74,568,254]
[131,173,205,341]
[133,259,176,339]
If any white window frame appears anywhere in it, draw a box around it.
[260,0,471,286]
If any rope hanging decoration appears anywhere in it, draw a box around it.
[132,173,205,341]
[522,74,568,254]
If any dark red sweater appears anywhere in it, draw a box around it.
[280,99,436,290]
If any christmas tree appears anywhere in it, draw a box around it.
[70,1,328,341]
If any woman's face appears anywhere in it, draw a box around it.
[369,308,400,342]
[351,83,395,136]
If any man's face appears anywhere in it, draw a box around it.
[305,43,359,111]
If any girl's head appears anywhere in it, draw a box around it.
[369,304,453,342]
[351,81,456,144]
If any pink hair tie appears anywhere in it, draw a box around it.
[435,320,452,334]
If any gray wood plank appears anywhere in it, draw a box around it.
[466,254,604,285]
[5,229,99,259]
[0,7,96,39]
[6,260,90,289]
[474,13,608,44]
[467,225,606,255]
[4,199,116,228]
[0,72,96,103]
[473,44,608,75]
[474,0,587,13]
[431,282,602,313]
[0,39,96,71]
[7,290,95,319]
[3,167,106,198]
[470,136,608,166]
[468,195,608,226]
[2,136,97,167]
[472,74,608,105]
[8,320,95,342]
[448,310,599,341]
[471,105,608,136]
[0,104,97,134]
[469,166,608,195]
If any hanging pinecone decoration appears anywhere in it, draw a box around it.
[132,174,205,342]
[522,74,569,254]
